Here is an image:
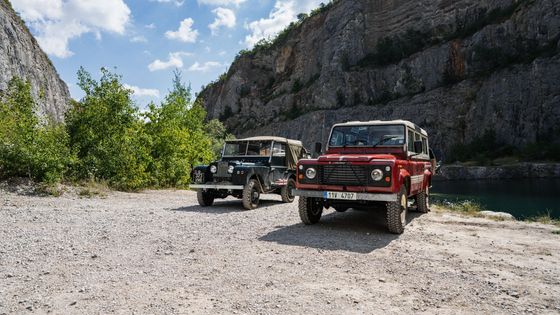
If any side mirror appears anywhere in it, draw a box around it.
[314,142,323,155]
[413,140,423,154]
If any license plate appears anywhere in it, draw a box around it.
[323,191,357,200]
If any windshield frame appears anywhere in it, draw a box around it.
[327,124,406,149]
[221,140,276,158]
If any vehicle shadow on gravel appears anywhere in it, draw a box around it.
[172,198,284,214]
[259,210,424,254]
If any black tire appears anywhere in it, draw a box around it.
[334,207,349,212]
[197,190,214,207]
[386,186,408,234]
[281,178,296,203]
[299,197,323,225]
[415,186,430,213]
[242,179,260,210]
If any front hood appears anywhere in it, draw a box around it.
[317,154,397,163]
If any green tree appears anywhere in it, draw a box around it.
[0,77,74,182]
[205,119,235,157]
[143,70,215,188]
[66,67,151,190]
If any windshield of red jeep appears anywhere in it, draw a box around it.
[329,125,405,147]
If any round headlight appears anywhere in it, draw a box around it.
[371,169,383,181]
[385,166,391,172]
[305,168,317,179]
[210,165,217,174]
[298,164,304,171]
[228,165,235,174]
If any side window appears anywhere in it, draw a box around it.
[271,142,286,166]
[272,143,286,156]
[407,130,415,152]
[422,137,428,154]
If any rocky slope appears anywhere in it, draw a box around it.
[198,0,560,158]
[436,163,560,180]
[0,0,70,122]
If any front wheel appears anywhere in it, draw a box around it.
[299,197,323,225]
[386,186,408,234]
[197,190,215,207]
[281,178,296,203]
[242,179,260,210]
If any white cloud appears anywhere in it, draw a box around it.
[165,18,199,43]
[145,23,156,29]
[209,7,236,35]
[124,84,160,98]
[148,52,192,72]
[130,35,148,43]
[244,0,323,47]
[11,0,131,58]
[150,0,184,6]
[188,61,224,72]
[197,0,246,6]
[12,0,63,21]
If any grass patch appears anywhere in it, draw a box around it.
[525,211,560,227]
[36,183,65,197]
[77,180,109,198]
[435,200,560,228]
[435,200,486,216]
[446,200,485,214]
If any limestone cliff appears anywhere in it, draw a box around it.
[198,0,560,159]
[0,0,70,121]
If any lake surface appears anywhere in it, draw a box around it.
[431,178,560,219]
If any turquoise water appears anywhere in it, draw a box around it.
[431,178,560,219]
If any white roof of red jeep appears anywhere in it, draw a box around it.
[334,120,428,136]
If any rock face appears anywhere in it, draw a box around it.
[435,163,560,180]
[198,0,560,159]
[0,0,70,122]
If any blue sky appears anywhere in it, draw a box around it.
[10,0,325,108]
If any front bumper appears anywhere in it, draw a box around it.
[190,184,244,190]
[293,189,397,202]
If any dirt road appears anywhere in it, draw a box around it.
[1,187,559,314]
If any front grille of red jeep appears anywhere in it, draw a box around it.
[319,164,369,186]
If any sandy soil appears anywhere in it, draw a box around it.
[1,186,559,314]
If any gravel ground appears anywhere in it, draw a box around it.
[1,186,559,314]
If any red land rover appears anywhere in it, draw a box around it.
[293,120,436,234]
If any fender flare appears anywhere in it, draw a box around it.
[423,169,432,189]
[399,169,411,195]
[245,171,265,193]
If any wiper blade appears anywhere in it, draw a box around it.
[371,136,398,148]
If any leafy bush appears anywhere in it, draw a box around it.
[143,71,215,188]
[1,69,230,191]
[447,129,560,164]
[66,67,152,190]
[0,77,75,183]
[358,29,433,67]
[447,130,514,164]
[219,105,234,121]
